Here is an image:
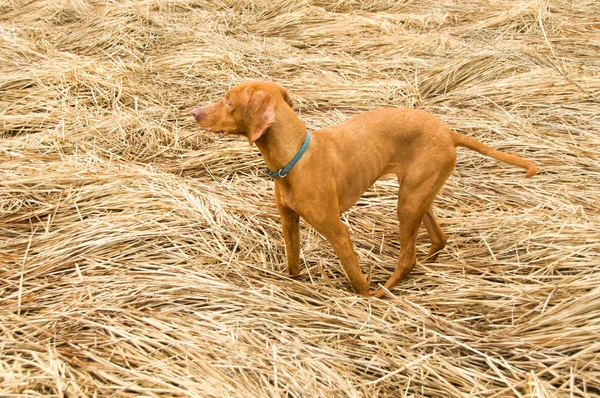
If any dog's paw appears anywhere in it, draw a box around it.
[369,289,387,299]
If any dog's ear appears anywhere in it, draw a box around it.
[244,90,275,145]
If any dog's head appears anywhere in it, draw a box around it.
[193,81,294,145]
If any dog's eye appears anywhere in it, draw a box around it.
[225,100,232,107]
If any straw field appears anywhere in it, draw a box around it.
[1,0,599,396]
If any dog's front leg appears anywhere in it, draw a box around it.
[276,199,301,278]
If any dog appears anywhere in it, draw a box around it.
[193,81,536,298]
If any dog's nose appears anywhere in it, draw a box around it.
[192,108,203,121]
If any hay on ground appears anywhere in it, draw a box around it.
[1,0,600,396]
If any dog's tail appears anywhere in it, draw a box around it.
[452,131,537,178]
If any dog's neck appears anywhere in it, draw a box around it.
[254,106,307,173]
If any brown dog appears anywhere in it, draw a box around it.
[193,81,536,298]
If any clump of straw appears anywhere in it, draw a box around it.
[1,0,599,396]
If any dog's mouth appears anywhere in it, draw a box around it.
[193,119,221,134]
[192,110,233,135]
[199,126,226,135]
[194,119,224,135]
[202,126,224,134]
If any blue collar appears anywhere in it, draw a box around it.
[265,131,311,179]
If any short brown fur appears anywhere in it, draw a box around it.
[193,81,536,298]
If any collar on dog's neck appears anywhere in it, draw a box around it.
[264,130,311,179]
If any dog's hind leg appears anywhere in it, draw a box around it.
[371,164,452,298]
[423,208,447,263]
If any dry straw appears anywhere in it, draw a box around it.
[1,0,599,396]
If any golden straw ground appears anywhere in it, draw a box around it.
[1,0,599,396]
